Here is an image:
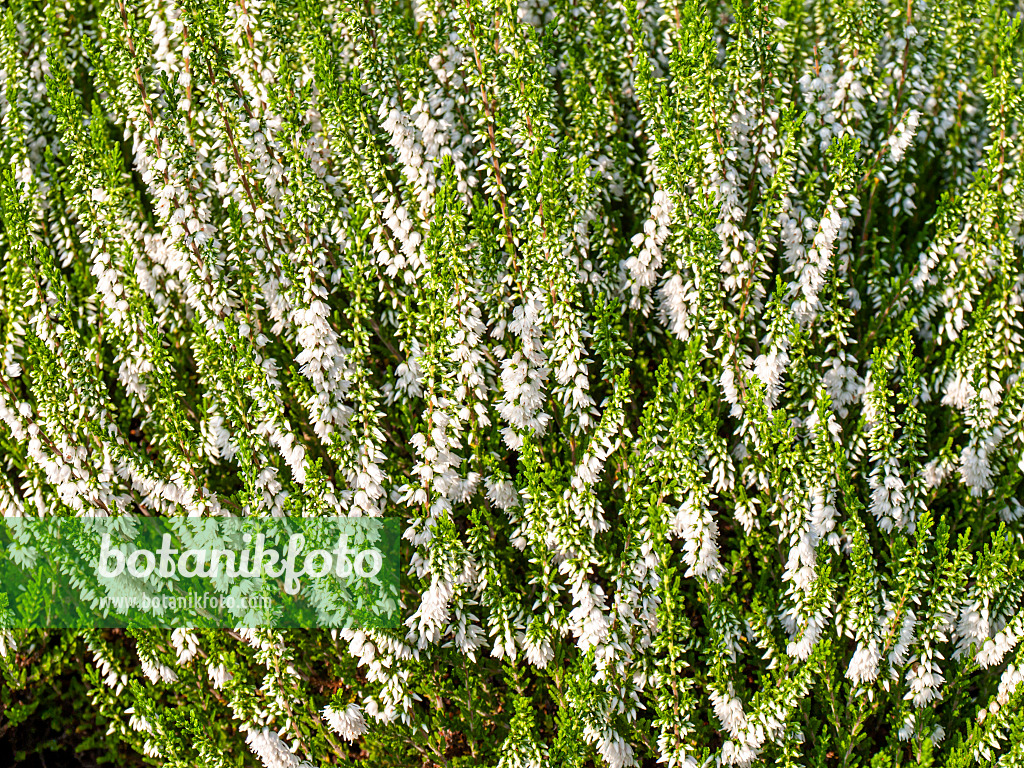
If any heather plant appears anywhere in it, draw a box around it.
[0,0,1023,765]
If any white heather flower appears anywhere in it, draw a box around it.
[888,110,920,165]
[720,365,743,417]
[522,634,554,668]
[897,712,917,741]
[999,499,1024,523]
[671,496,724,584]
[921,457,951,489]
[869,458,910,532]
[753,346,789,413]
[955,600,990,660]
[323,703,369,741]
[566,577,611,653]
[592,727,635,768]
[625,188,674,309]
[208,662,232,689]
[847,642,881,685]
[245,727,302,768]
[996,664,1024,706]
[656,272,696,341]
[140,656,178,684]
[941,372,976,410]
[888,610,917,668]
[959,441,994,496]
[171,628,199,664]
[821,355,862,417]
[484,475,519,510]
[721,739,758,768]
[497,293,551,449]
[905,654,946,707]
[407,576,454,647]
[709,688,748,740]
[127,707,152,734]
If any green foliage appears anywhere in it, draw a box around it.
[0,0,1023,766]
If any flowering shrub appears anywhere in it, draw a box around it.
[1,0,1023,765]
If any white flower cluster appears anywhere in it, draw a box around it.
[497,293,552,450]
[625,188,674,310]
[0,1,1021,767]
[322,703,369,741]
[245,727,308,768]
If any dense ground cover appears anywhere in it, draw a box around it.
[1,0,1023,765]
